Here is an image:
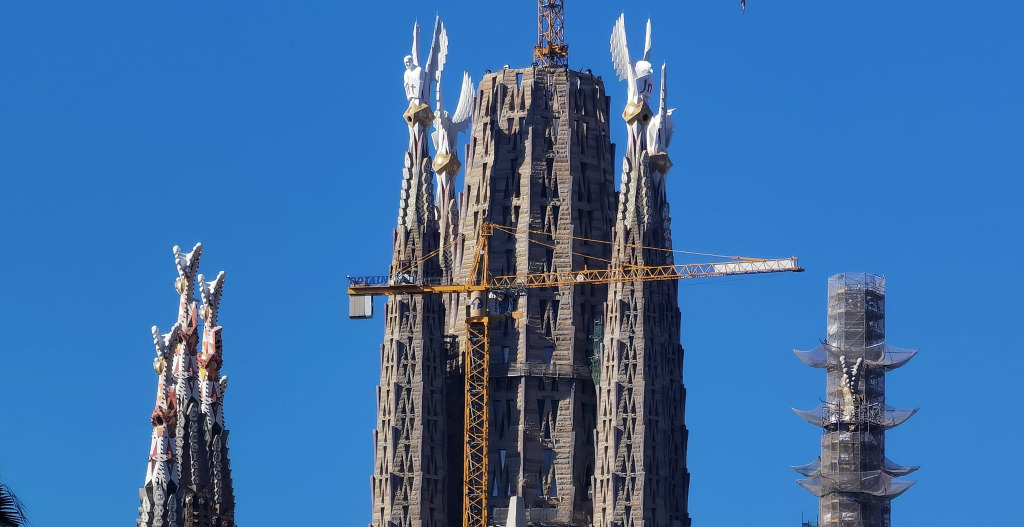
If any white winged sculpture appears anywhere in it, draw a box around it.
[431,20,474,177]
[432,64,474,237]
[646,64,674,155]
[404,17,447,107]
[432,71,474,174]
[610,15,655,106]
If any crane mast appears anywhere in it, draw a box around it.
[534,0,568,67]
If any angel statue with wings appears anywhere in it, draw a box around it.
[431,62,474,268]
[396,17,448,228]
[610,15,673,154]
[430,23,474,180]
[610,14,675,232]
[430,73,473,173]
[611,15,655,108]
[403,17,446,130]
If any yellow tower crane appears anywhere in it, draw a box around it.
[347,222,802,527]
[535,0,568,67]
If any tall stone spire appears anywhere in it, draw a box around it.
[370,17,449,527]
[140,322,183,527]
[197,271,235,526]
[139,244,237,527]
[594,15,691,527]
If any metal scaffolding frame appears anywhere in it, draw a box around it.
[793,274,919,527]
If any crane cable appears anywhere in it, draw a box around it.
[393,220,769,277]
[489,223,755,261]
[393,232,467,275]
[520,235,614,265]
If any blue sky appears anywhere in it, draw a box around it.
[1,1,1021,525]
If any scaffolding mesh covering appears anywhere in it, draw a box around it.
[792,403,918,429]
[796,472,915,499]
[793,343,918,371]
[792,458,821,477]
[882,457,920,477]
[793,456,918,478]
[793,273,918,527]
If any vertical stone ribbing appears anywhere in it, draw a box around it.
[451,66,616,527]
[593,57,690,526]
[370,93,448,527]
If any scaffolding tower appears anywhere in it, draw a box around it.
[792,273,919,527]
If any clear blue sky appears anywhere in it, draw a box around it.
[1,1,1021,525]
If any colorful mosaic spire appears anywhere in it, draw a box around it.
[139,244,236,527]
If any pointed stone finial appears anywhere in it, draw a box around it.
[173,243,202,298]
[198,271,226,325]
[152,324,181,359]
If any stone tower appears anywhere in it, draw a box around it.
[138,244,236,527]
[368,7,703,527]
[369,18,450,527]
[793,273,919,527]
[450,65,617,526]
[592,15,691,527]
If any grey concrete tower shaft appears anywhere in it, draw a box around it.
[450,66,617,527]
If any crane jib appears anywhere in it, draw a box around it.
[346,258,802,297]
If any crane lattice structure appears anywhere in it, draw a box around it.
[348,222,802,527]
[534,0,568,67]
